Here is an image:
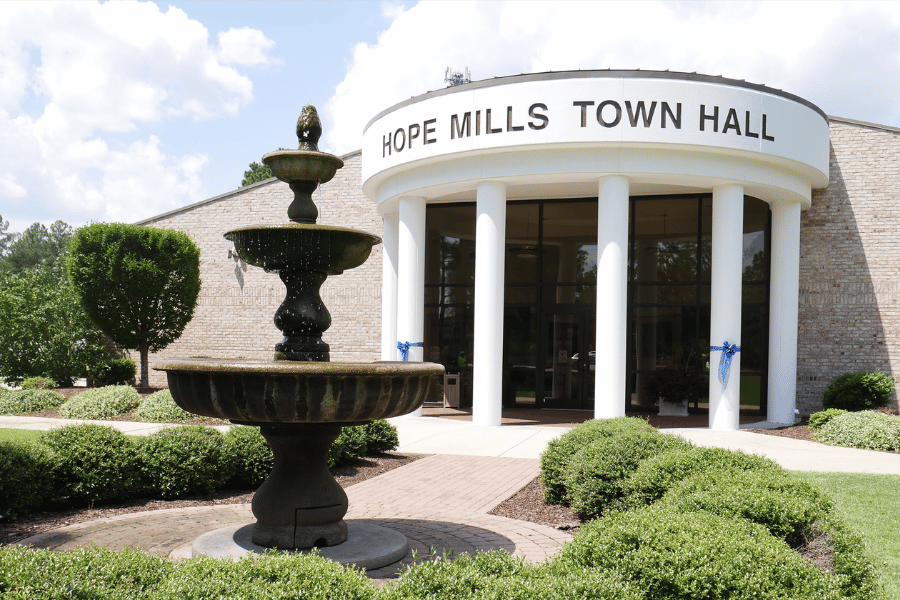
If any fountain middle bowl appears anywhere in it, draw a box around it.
[158,358,444,424]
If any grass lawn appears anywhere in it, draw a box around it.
[0,428,42,443]
[792,470,900,599]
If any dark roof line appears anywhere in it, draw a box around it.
[828,115,900,135]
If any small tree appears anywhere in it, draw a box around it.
[67,223,201,390]
[241,161,273,187]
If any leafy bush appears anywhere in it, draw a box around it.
[823,370,895,411]
[134,389,195,423]
[0,440,58,519]
[0,388,66,415]
[139,426,229,499]
[39,424,142,504]
[21,376,56,390]
[363,420,399,453]
[540,416,656,504]
[809,408,849,430]
[658,469,831,547]
[223,425,273,489]
[58,385,141,420]
[91,358,136,386]
[329,425,368,467]
[813,410,900,452]
[621,445,781,508]
[815,515,885,600]
[553,506,848,600]
[565,432,691,519]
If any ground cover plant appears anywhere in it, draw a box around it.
[813,410,900,452]
[58,385,141,420]
[0,388,65,415]
[133,389,196,423]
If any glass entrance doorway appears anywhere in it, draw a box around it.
[540,308,596,410]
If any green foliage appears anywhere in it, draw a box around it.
[565,432,691,519]
[823,370,895,411]
[67,223,201,389]
[223,425,273,489]
[0,388,66,415]
[363,420,399,453]
[134,389,195,423]
[58,385,141,420]
[329,425,368,467]
[241,160,274,187]
[139,426,229,499]
[540,416,656,504]
[0,213,13,257]
[92,357,136,386]
[809,408,849,430]
[21,376,56,389]
[0,267,108,386]
[621,445,781,508]
[813,410,900,451]
[40,424,142,504]
[0,220,73,275]
[0,440,58,519]
[554,506,847,600]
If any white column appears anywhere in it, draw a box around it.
[595,175,629,419]
[709,184,744,430]
[397,196,426,417]
[473,181,506,427]
[767,200,802,425]
[380,211,399,361]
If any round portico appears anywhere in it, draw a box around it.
[363,70,829,429]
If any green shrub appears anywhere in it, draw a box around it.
[329,425,368,467]
[553,506,847,600]
[0,544,171,599]
[39,424,142,504]
[823,370,895,411]
[540,416,656,504]
[21,376,56,390]
[58,385,141,420]
[814,514,885,600]
[363,419,399,453]
[223,425,273,489]
[0,388,66,415]
[621,445,781,508]
[0,440,58,519]
[91,358,136,386]
[134,390,196,423]
[813,410,900,451]
[658,469,831,547]
[565,432,691,519]
[152,551,375,600]
[139,426,229,499]
[808,408,849,429]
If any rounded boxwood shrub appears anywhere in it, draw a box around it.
[329,425,368,467]
[39,424,142,505]
[139,425,229,499]
[553,506,846,600]
[363,419,399,454]
[621,445,781,508]
[21,376,57,390]
[91,358,136,386]
[565,431,692,519]
[658,469,831,547]
[0,440,58,519]
[813,410,900,451]
[823,370,894,411]
[134,390,196,423]
[58,385,141,420]
[808,408,849,430]
[540,416,656,504]
[222,425,273,489]
[0,388,66,415]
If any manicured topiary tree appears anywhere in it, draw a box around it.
[67,223,201,390]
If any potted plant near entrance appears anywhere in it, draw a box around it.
[651,348,706,417]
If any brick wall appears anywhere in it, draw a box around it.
[140,151,384,388]
[797,118,900,414]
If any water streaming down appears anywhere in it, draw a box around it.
[157,105,443,556]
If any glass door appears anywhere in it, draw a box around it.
[540,308,595,410]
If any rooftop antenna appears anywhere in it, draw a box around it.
[444,67,471,87]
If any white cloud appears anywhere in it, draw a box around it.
[323,0,900,154]
[0,0,274,232]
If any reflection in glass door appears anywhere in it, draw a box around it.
[540,308,595,410]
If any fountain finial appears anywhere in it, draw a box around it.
[296,104,322,152]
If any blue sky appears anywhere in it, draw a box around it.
[2,1,900,235]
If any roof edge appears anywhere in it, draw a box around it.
[828,115,900,135]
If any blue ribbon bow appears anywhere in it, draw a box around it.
[397,341,423,361]
[710,341,741,391]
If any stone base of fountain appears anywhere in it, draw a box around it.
[192,522,409,570]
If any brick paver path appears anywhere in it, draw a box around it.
[17,455,571,580]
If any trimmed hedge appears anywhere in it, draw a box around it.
[809,408,849,430]
[0,388,66,415]
[134,390,196,423]
[223,425,273,489]
[58,385,141,420]
[823,370,895,411]
[0,440,58,519]
[813,410,900,452]
[363,420,400,454]
[138,426,229,499]
[21,376,57,390]
[91,358,136,387]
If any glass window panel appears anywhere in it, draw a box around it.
[425,204,476,286]
[424,304,473,372]
[742,197,769,284]
[504,307,538,406]
[506,203,540,284]
[542,202,598,284]
[424,285,440,305]
[700,196,712,281]
[505,286,537,305]
[632,198,700,283]
[633,284,697,305]
[743,285,766,303]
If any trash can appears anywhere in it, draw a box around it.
[443,374,460,408]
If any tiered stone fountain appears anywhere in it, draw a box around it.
[157,106,443,567]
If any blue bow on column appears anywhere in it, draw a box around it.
[397,341,423,361]
[710,341,741,391]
